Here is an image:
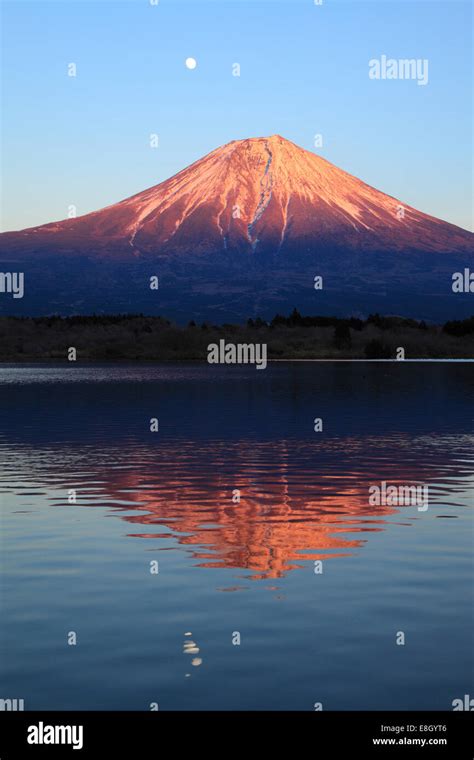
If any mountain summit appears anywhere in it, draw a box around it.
[0,136,472,320]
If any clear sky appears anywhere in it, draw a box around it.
[1,0,472,232]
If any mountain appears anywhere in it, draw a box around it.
[1,135,472,320]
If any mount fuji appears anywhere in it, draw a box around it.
[1,135,472,321]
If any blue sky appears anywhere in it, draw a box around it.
[1,0,472,231]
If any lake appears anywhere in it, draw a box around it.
[0,362,472,710]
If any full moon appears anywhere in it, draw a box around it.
[185,57,197,70]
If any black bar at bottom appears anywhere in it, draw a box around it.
[0,711,472,758]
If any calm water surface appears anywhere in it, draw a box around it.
[0,362,473,710]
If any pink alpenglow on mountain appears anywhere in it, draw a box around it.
[3,135,472,256]
[0,136,472,320]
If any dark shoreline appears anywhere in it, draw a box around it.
[1,312,473,361]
